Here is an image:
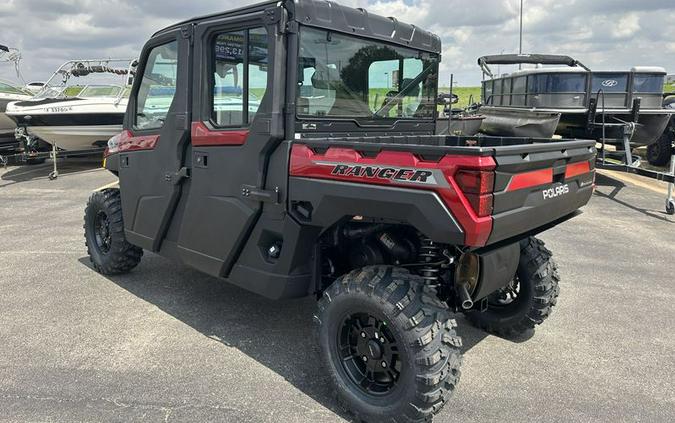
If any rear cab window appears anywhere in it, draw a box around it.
[296,27,438,121]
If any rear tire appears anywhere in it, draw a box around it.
[647,129,673,167]
[316,266,462,423]
[466,237,559,337]
[84,188,142,275]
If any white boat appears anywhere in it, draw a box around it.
[0,80,32,154]
[0,45,34,154]
[6,59,136,152]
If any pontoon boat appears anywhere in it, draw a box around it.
[477,54,673,146]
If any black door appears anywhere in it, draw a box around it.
[118,28,192,251]
[176,15,284,277]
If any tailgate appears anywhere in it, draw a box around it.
[486,140,596,244]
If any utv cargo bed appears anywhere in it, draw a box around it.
[290,135,596,248]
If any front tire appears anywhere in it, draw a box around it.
[466,237,559,337]
[84,188,142,275]
[316,266,462,423]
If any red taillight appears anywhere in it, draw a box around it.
[455,170,494,194]
[455,170,494,217]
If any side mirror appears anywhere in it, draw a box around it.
[437,93,459,105]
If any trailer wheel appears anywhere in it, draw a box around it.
[466,237,559,337]
[84,188,142,275]
[316,266,462,423]
[647,130,674,167]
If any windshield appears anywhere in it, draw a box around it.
[0,81,31,96]
[297,27,438,120]
[34,59,135,100]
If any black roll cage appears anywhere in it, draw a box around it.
[148,0,443,139]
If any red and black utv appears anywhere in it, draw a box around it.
[84,1,595,421]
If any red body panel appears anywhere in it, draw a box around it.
[116,130,159,153]
[505,168,554,192]
[564,161,592,179]
[289,144,495,247]
[191,121,249,146]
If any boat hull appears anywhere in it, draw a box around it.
[557,112,671,146]
[479,107,561,138]
[24,124,122,151]
[6,98,126,151]
[436,115,485,135]
[0,98,24,153]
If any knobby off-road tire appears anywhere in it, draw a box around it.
[646,129,674,167]
[84,188,142,275]
[467,237,560,337]
[316,266,462,423]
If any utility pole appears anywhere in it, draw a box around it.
[519,0,523,69]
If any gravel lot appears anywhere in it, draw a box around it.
[0,159,673,422]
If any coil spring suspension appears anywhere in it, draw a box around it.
[418,237,443,286]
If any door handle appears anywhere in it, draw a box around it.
[241,185,280,203]
[164,167,190,185]
[194,152,208,168]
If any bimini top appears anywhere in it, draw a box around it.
[478,54,591,77]
[154,0,441,54]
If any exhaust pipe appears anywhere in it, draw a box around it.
[455,252,479,310]
[457,282,474,310]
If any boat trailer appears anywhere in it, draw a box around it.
[590,93,675,214]
[0,141,105,180]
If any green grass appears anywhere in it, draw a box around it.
[438,86,481,109]
[63,86,83,96]
[664,82,675,95]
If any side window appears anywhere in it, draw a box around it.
[367,58,426,117]
[368,59,399,117]
[212,28,268,127]
[297,64,336,116]
[248,28,268,122]
[135,41,178,130]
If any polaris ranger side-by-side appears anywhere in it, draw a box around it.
[84,1,596,421]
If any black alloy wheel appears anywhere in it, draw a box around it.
[338,312,401,396]
[94,211,112,254]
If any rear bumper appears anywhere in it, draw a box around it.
[488,178,594,244]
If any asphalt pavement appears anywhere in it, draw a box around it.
[0,159,673,422]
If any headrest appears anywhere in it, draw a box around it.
[311,67,341,90]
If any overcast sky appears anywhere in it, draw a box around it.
[1,0,675,87]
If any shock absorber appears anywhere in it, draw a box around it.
[418,237,443,286]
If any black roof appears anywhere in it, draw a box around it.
[478,54,580,67]
[477,54,591,76]
[154,0,441,54]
